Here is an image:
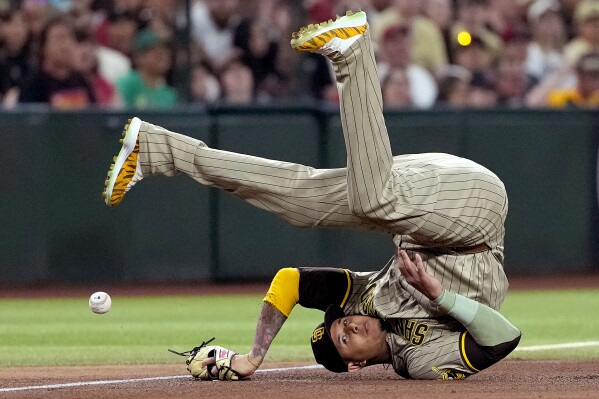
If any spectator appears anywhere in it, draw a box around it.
[219,60,254,104]
[564,0,599,63]
[97,10,139,59]
[72,30,122,107]
[365,0,394,26]
[76,8,133,86]
[527,52,599,107]
[0,9,32,108]
[436,65,472,107]
[468,74,499,107]
[191,0,242,71]
[190,63,221,104]
[234,17,288,100]
[452,34,494,83]
[297,52,336,101]
[95,39,132,86]
[560,0,583,35]
[377,22,438,108]
[21,0,53,43]
[142,0,179,40]
[525,0,567,81]
[488,0,530,42]
[503,30,532,68]
[381,67,413,109]
[112,0,145,15]
[451,0,502,63]
[116,28,178,108]
[423,0,455,63]
[19,17,96,108]
[68,0,105,35]
[373,0,448,73]
[494,57,530,107]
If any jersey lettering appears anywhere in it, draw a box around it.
[412,323,429,345]
[359,285,376,316]
[396,319,430,346]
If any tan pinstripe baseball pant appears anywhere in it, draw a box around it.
[138,29,509,313]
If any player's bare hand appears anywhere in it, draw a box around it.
[396,249,443,300]
[200,356,218,378]
[200,353,258,378]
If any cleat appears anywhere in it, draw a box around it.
[290,10,367,56]
[102,117,144,207]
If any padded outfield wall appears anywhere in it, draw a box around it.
[0,107,597,283]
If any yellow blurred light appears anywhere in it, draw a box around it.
[457,31,472,46]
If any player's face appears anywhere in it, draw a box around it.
[329,315,387,363]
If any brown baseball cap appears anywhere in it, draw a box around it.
[310,305,348,373]
[575,0,599,23]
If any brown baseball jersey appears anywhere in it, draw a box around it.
[298,265,488,380]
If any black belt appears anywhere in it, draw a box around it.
[408,242,491,255]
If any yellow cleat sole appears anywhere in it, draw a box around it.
[103,117,142,207]
[290,10,367,52]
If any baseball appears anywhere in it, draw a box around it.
[89,291,112,314]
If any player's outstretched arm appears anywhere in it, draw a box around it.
[397,249,521,370]
[205,268,302,377]
[190,301,287,380]
[199,266,351,379]
[227,301,288,377]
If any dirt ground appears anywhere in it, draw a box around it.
[1,360,599,399]
[1,274,598,398]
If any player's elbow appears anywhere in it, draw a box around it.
[481,332,522,363]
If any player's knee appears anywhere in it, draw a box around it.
[348,198,387,220]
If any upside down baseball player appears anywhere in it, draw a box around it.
[102,11,521,380]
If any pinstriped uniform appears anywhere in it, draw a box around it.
[137,26,509,378]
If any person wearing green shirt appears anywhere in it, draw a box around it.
[116,28,178,108]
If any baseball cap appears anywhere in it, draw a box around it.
[575,0,599,24]
[310,305,348,373]
[527,0,560,24]
[134,28,168,53]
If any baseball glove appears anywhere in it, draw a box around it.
[169,338,242,381]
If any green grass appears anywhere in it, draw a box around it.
[501,289,599,359]
[0,295,322,367]
[0,289,598,367]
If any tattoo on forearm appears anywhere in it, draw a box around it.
[249,302,287,363]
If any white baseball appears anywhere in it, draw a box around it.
[89,292,112,314]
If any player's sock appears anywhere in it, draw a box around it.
[103,117,144,207]
[290,10,368,57]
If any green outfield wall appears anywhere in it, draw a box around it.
[1,107,597,283]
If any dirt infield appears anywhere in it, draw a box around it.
[2,360,599,399]
[2,275,598,398]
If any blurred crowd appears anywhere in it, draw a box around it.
[1,0,599,110]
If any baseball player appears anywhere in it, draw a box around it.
[103,11,520,380]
